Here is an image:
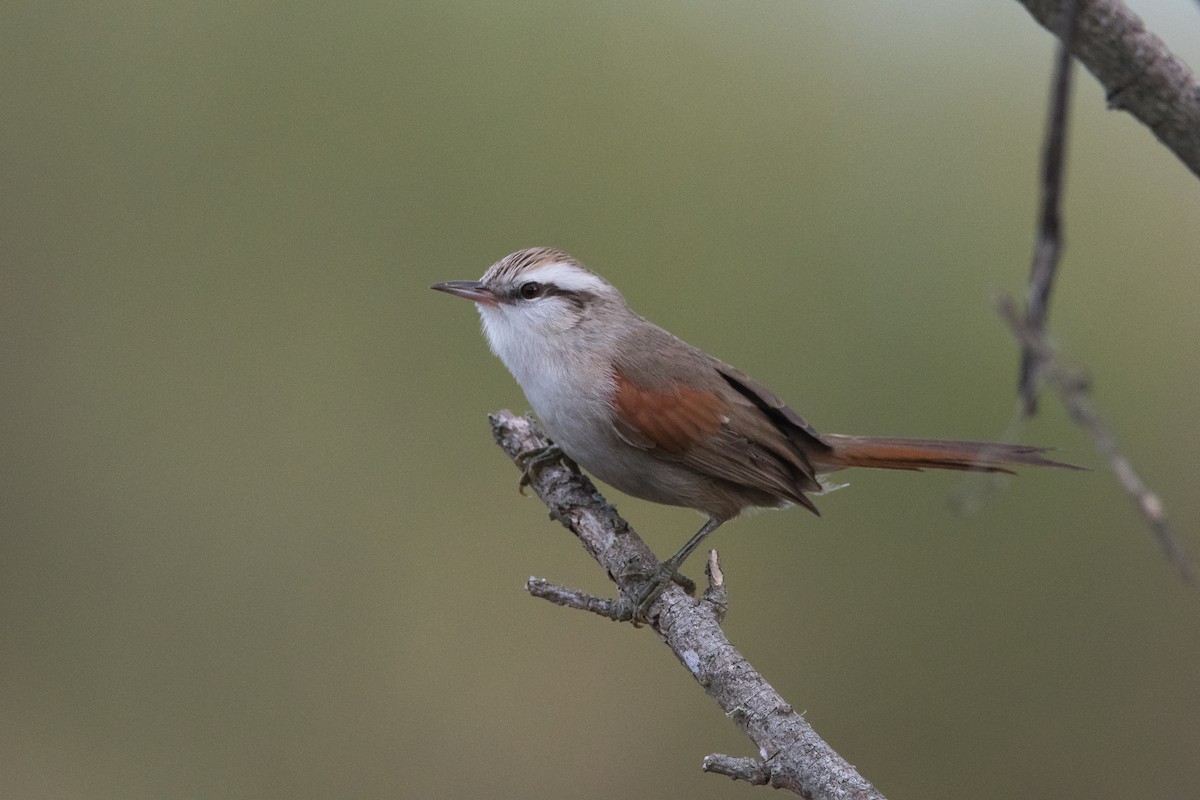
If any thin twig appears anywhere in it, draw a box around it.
[704,754,773,785]
[526,578,624,620]
[999,296,1194,581]
[490,410,886,800]
[1019,0,1077,415]
[1011,0,1193,581]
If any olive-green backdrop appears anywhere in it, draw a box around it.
[3,2,1199,798]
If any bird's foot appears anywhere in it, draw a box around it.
[620,563,693,625]
[515,443,577,494]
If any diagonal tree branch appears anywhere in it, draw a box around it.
[490,410,886,800]
[1012,0,1200,179]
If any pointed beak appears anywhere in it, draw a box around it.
[431,280,497,306]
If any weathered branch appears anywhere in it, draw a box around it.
[1013,0,1200,179]
[490,410,885,800]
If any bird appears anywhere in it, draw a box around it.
[433,247,1076,620]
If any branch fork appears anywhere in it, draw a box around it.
[489,410,885,800]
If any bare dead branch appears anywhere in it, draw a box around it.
[490,410,886,800]
[1013,0,1200,180]
[998,295,1195,581]
[704,754,774,785]
[1018,0,1077,415]
[1009,0,1194,580]
[526,577,624,620]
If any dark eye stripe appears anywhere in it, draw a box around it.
[501,282,595,309]
[543,286,595,309]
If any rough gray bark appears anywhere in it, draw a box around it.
[1014,0,1200,179]
[491,410,885,800]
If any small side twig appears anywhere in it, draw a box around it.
[490,410,886,800]
[526,578,623,620]
[701,549,729,622]
[704,754,774,785]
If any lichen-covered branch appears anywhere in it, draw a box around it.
[1013,0,1200,179]
[490,410,885,800]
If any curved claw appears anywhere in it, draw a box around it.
[515,444,577,494]
[632,580,667,623]
[620,563,694,625]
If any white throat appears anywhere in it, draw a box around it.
[479,301,605,400]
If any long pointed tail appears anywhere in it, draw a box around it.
[811,434,1080,474]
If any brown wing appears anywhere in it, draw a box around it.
[610,322,827,514]
[713,363,828,449]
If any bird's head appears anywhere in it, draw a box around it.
[432,248,629,369]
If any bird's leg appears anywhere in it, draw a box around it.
[627,517,724,622]
[516,443,578,494]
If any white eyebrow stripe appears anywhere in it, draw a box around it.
[520,262,609,294]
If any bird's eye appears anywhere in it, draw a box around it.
[518,281,543,300]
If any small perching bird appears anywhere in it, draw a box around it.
[434,248,1076,620]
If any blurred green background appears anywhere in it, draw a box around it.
[3,2,1199,798]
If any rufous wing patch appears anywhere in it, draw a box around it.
[612,371,729,454]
